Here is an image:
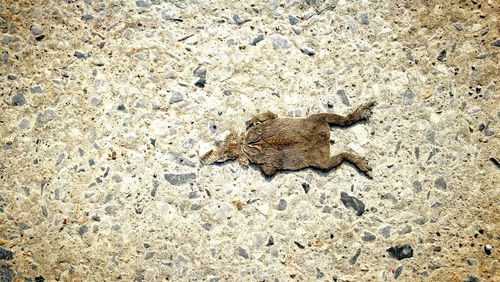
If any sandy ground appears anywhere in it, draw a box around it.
[0,0,499,281]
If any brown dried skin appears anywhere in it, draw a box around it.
[202,102,376,178]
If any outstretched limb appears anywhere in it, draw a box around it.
[260,164,277,177]
[317,151,372,178]
[246,111,277,129]
[312,102,376,126]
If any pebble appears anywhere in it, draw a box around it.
[340,192,365,216]
[7,74,16,80]
[336,89,350,106]
[379,226,391,239]
[117,104,126,111]
[387,244,413,260]
[302,11,315,21]
[484,244,492,255]
[81,14,93,21]
[294,241,305,249]
[271,35,290,49]
[289,15,299,25]
[402,89,415,105]
[437,49,447,62]
[193,66,207,79]
[0,246,14,260]
[452,22,463,31]
[0,265,14,282]
[2,51,8,63]
[397,225,412,235]
[277,199,287,211]
[359,13,369,25]
[202,223,213,231]
[12,93,26,106]
[195,78,206,88]
[316,268,325,278]
[302,182,310,194]
[394,265,403,279]
[492,40,500,47]
[292,26,302,35]
[266,236,274,246]
[79,225,89,236]
[164,173,196,185]
[362,231,376,241]
[237,247,249,259]
[349,248,361,264]
[169,91,184,104]
[123,28,134,39]
[30,25,43,36]
[434,176,447,190]
[426,130,436,143]
[136,0,151,8]
[145,252,155,260]
[250,34,264,46]
[412,181,422,192]
[464,274,479,282]
[30,85,43,93]
[1,34,11,45]
[232,14,248,25]
[35,276,45,282]
[74,51,89,59]
[300,47,315,56]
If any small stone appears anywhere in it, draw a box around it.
[1,34,11,44]
[387,244,413,260]
[302,11,315,20]
[0,265,14,282]
[145,252,155,260]
[250,34,264,46]
[271,35,290,49]
[437,49,447,62]
[0,247,14,260]
[195,78,206,88]
[193,66,207,79]
[35,34,45,41]
[412,181,422,192]
[91,215,100,221]
[316,268,325,278]
[117,104,126,111]
[2,51,8,63]
[336,89,350,106]
[492,40,500,47]
[379,226,391,239]
[394,265,403,279]
[30,85,43,93]
[426,130,436,143]
[361,231,376,241]
[12,93,26,106]
[81,14,93,21]
[202,223,212,231]
[340,192,365,216]
[452,22,463,31]
[112,174,122,183]
[294,241,305,249]
[169,92,184,104]
[30,25,43,36]
[292,26,302,35]
[266,236,274,246]
[123,28,134,39]
[464,274,479,282]
[302,182,310,194]
[74,51,89,59]
[300,47,315,56]
[349,248,361,264]
[164,173,196,185]
[233,14,248,25]
[484,244,492,255]
[35,276,45,282]
[97,41,105,48]
[277,199,287,211]
[136,0,151,7]
[402,89,415,105]
[359,13,369,25]
[289,15,299,25]
[397,225,412,235]
[78,225,89,236]
[434,176,447,190]
[237,247,249,259]
[7,74,16,80]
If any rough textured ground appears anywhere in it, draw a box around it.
[0,0,499,281]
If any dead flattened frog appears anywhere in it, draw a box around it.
[201,102,375,178]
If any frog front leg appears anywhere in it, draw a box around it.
[245,112,277,129]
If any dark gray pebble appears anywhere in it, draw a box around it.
[452,22,463,31]
[0,247,14,260]
[362,231,376,241]
[79,225,89,236]
[434,176,447,190]
[30,85,43,93]
[0,265,14,282]
[340,192,365,216]
[81,14,93,21]
[292,26,302,35]
[277,199,287,211]
[387,244,413,260]
[464,274,479,282]
[35,276,45,282]
[484,244,492,255]
[195,78,206,88]
[266,236,274,246]
[402,89,415,105]
[117,104,126,111]
[12,93,26,106]
[35,34,45,41]
[169,92,184,104]
[30,25,43,36]
[237,247,249,259]
[97,41,105,48]
[412,181,422,192]
[164,173,196,185]
[336,89,350,106]
[302,182,310,194]
[74,51,89,59]
[91,215,100,221]
[193,66,207,79]
[437,49,446,62]
[316,268,325,278]
[294,241,305,249]
[144,252,155,260]
[289,15,299,25]
[233,14,249,25]
[349,248,361,264]
[250,34,264,46]
[394,265,403,279]
[7,74,16,80]
[492,40,500,47]
[300,47,315,56]
[202,223,213,231]
[359,13,369,25]
[136,0,151,7]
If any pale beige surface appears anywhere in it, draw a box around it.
[0,0,499,281]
